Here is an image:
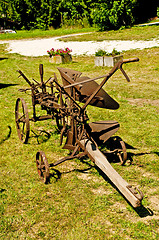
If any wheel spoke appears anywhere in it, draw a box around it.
[36,151,50,184]
[22,122,25,132]
[117,138,127,165]
[15,98,30,143]
[17,114,26,123]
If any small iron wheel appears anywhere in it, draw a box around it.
[15,98,30,143]
[36,151,50,184]
[116,137,127,165]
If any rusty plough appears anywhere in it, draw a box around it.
[15,58,144,208]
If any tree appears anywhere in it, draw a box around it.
[91,0,137,31]
[0,0,158,30]
[91,0,158,31]
[0,0,61,30]
[58,0,89,27]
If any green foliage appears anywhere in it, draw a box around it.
[59,0,87,24]
[95,48,120,56]
[0,0,158,30]
[91,0,137,31]
[0,0,61,30]
[111,48,121,56]
[157,7,159,17]
[95,49,107,56]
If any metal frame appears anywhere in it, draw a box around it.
[15,58,144,208]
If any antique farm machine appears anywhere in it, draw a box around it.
[15,58,144,208]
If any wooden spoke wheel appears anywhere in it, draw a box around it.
[15,98,30,143]
[36,151,50,184]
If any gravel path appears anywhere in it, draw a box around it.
[0,33,159,56]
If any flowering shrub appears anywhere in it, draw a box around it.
[47,47,72,57]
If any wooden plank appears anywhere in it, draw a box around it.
[79,139,143,208]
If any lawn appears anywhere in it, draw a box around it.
[58,25,159,41]
[0,27,96,40]
[0,27,159,239]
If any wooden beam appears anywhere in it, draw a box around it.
[79,139,143,208]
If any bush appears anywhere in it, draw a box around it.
[95,48,120,56]
[1,0,158,30]
[95,49,107,56]
[91,0,137,31]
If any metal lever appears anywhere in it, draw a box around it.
[119,58,139,82]
[120,66,130,82]
[39,64,43,80]
[39,64,46,93]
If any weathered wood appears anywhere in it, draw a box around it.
[79,139,143,208]
[104,55,123,67]
[49,54,72,64]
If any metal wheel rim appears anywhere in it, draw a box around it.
[36,151,50,184]
[15,98,30,143]
[118,138,127,165]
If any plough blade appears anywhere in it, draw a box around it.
[79,139,143,208]
[88,120,120,143]
[57,68,119,110]
[75,76,119,109]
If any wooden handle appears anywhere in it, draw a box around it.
[123,58,139,64]
[39,64,43,78]
[79,139,143,208]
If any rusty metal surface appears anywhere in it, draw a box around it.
[15,97,30,143]
[74,76,119,109]
[88,120,120,143]
[57,68,119,109]
[36,151,50,184]
[16,58,143,207]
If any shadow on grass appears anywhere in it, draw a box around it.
[98,136,136,165]
[135,206,153,218]
[50,157,94,181]
[49,152,154,218]
[49,159,153,217]
[154,152,159,156]
[0,83,18,89]
[0,126,11,144]
[0,188,6,193]
[95,166,153,218]
[31,129,51,144]
[49,157,93,182]
[99,137,137,151]
[102,137,158,165]
[50,168,62,181]
[0,57,8,61]
[46,140,155,218]
[128,151,158,165]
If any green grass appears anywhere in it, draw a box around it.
[0,28,159,239]
[0,23,158,41]
[59,25,159,41]
[0,27,96,40]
